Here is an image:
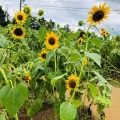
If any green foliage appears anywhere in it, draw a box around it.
[85,52,101,67]
[26,98,42,117]
[0,111,6,120]
[0,83,28,117]
[60,102,77,120]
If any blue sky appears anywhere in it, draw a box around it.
[0,0,120,36]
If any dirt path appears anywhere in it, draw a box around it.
[104,87,120,120]
[84,87,120,120]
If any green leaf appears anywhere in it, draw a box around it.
[44,81,53,93]
[16,83,28,100]
[27,98,42,117]
[93,71,113,90]
[70,53,80,62]
[93,71,106,83]
[60,102,77,120]
[0,85,11,102]
[39,27,47,41]
[54,99,61,115]
[87,83,98,98]
[0,83,28,117]
[0,35,9,48]
[90,38,101,48]
[51,73,67,85]
[56,80,66,99]
[72,100,82,108]
[0,111,6,120]
[25,17,31,27]
[46,50,55,64]
[85,52,101,67]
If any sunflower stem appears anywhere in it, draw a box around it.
[14,113,19,120]
[69,27,90,103]
[54,49,57,72]
[0,67,9,85]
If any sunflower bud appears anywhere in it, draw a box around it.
[38,9,44,16]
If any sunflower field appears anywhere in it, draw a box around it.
[0,2,120,120]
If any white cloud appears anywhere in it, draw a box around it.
[0,0,120,35]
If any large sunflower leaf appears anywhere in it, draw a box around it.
[46,50,55,64]
[0,35,9,48]
[85,52,101,67]
[0,83,28,117]
[70,52,80,62]
[39,27,47,42]
[60,102,77,120]
[90,38,101,48]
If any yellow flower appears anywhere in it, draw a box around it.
[84,58,88,66]
[78,37,83,45]
[25,71,31,86]
[101,28,105,32]
[45,32,59,50]
[83,34,86,38]
[11,26,26,39]
[105,31,110,36]
[86,2,111,26]
[14,11,27,24]
[39,49,48,60]
[65,74,79,90]
[100,28,110,36]
[23,5,31,14]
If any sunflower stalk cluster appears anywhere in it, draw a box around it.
[0,2,115,120]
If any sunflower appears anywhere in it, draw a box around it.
[11,26,26,39]
[86,2,111,26]
[39,49,48,60]
[65,74,79,90]
[78,37,83,45]
[45,32,59,50]
[25,71,31,86]
[14,11,27,24]
[23,5,31,15]
[100,28,110,36]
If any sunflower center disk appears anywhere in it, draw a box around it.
[17,15,23,20]
[14,28,23,36]
[69,79,76,89]
[93,11,104,21]
[49,37,55,45]
[41,53,46,58]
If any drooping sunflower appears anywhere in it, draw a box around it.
[78,37,83,45]
[25,71,31,86]
[11,26,26,39]
[39,49,48,60]
[14,11,27,24]
[45,32,59,50]
[86,2,111,26]
[65,74,79,90]
[23,5,31,15]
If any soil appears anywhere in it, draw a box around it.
[18,104,55,120]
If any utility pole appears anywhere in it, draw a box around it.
[20,0,22,11]
[20,0,25,11]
